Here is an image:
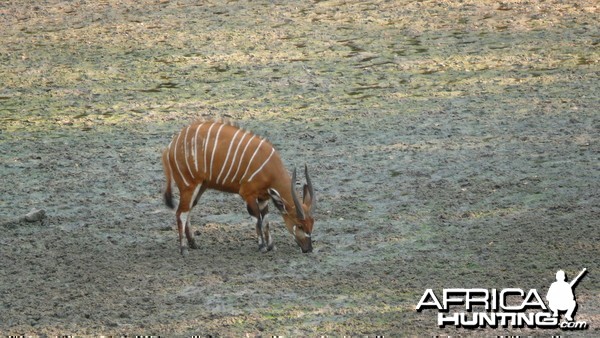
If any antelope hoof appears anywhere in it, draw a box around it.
[188,239,199,250]
[180,246,189,257]
[258,243,275,253]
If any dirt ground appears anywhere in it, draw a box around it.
[0,0,598,336]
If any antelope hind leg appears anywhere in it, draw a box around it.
[176,210,190,256]
[184,183,207,251]
[185,216,199,249]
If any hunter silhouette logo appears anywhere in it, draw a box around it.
[416,268,589,330]
[546,268,587,322]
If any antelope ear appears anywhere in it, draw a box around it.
[268,188,287,213]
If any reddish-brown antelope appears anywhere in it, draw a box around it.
[162,119,315,255]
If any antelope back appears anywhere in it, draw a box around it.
[164,120,280,192]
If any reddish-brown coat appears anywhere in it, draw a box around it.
[162,119,314,254]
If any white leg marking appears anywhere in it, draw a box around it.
[183,126,195,180]
[179,211,190,246]
[258,230,265,246]
[251,214,260,243]
[193,122,205,172]
[189,184,201,209]
[180,212,190,226]
[222,131,249,184]
[258,199,269,211]
[240,138,266,183]
[266,221,273,247]
[247,148,275,182]
[209,123,226,181]
[216,129,242,185]
[203,122,217,175]
[173,131,189,186]
[230,134,256,184]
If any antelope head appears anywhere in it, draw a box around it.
[268,165,315,253]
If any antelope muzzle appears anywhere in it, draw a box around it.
[296,233,313,253]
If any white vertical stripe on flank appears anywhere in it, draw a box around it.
[173,131,189,186]
[222,131,249,185]
[247,148,275,182]
[203,122,216,175]
[230,134,256,184]
[192,122,205,173]
[209,123,226,181]
[240,138,266,182]
[183,126,194,180]
[216,128,242,185]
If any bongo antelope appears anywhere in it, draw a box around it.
[161,119,315,255]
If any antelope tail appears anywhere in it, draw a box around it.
[162,148,175,209]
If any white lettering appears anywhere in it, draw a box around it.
[523,289,547,310]
[438,312,459,327]
[500,288,524,311]
[443,289,467,309]
[560,320,588,330]
[416,289,442,311]
[464,288,490,311]
[421,287,582,330]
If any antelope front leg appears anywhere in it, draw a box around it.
[263,221,274,252]
[259,201,274,252]
[247,199,268,252]
[255,220,267,253]
[255,219,275,252]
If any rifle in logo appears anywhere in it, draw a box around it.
[416,268,589,330]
